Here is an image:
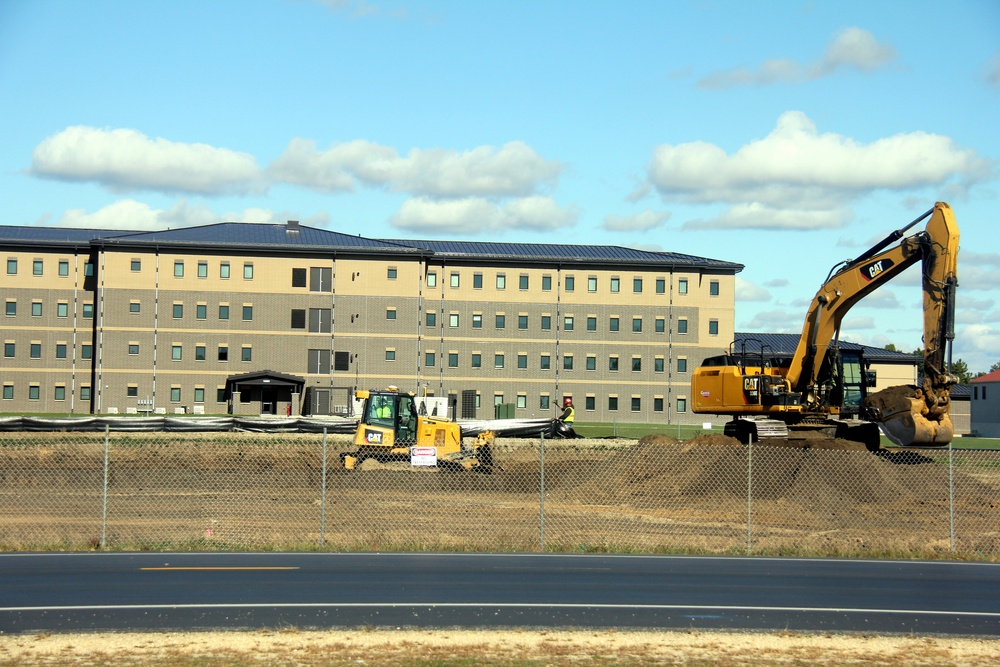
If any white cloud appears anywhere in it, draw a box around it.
[270,139,562,198]
[959,323,1000,367]
[603,210,671,232]
[647,112,991,230]
[735,277,771,302]
[764,278,788,288]
[741,308,803,332]
[841,316,875,330]
[697,27,896,89]
[52,199,325,231]
[31,126,264,195]
[857,289,901,309]
[389,196,577,234]
[985,50,1000,91]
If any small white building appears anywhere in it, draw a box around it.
[970,369,1000,438]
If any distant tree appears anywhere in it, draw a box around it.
[910,348,925,377]
[910,349,972,384]
[991,360,1000,373]
[884,343,899,352]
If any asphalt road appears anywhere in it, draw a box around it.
[1,552,998,635]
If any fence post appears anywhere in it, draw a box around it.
[539,432,545,553]
[746,433,753,555]
[321,428,328,547]
[101,425,110,550]
[949,440,955,553]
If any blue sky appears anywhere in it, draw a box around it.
[3,0,998,372]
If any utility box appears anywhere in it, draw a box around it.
[494,403,515,419]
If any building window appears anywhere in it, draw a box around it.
[519,274,529,290]
[310,267,332,292]
[387,267,397,280]
[174,260,184,277]
[495,354,504,369]
[308,349,331,374]
[54,386,66,401]
[542,275,552,291]
[608,396,618,411]
[58,260,69,277]
[386,308,396,320]
[654,397,664,412]
[196,304,207,320]
[217,388,226,402]
[609,317,619,332]
[31,302,42,317]
[289,267,306,287]
[655,317,665,333]
[609,356,619,372]
[588,276,597,292]
[540,354,551,370]
[450,272,460,288]
[309,308,331,333]
[84,262,94,276]
[654,357,664,373]
[677,398,688,413]
[424,352,436,367]
[564,316,574,331]
[610,277,620,293]
[496,274,506,289]
[30,343,41,359]
[128,343,139,355]
[5,301,14,316]
[81,344,92,359]
[242,305,253,321]
[194,388,205,403]
[173,303,183,319]
[586,355,596,371]
[82,303,93,318]
[582,396,593,411]
[219,305,230,320]
[631,397,641,412]
[171,387,182,402]
[517,354,527,369]
[565,275,575,291]
[656,278,665,294]
[632,357,642,372]
[541,315,551,330]
[633,278,642,293]
[427,271,437,287]
[517,395,527,409]
[632,317,642,332]
[540,395,550,410]
[678,278,688,295]
[126,386,138,398]
[518,315,528,330]
[678,358,688,373]
[241,346,252,362]
[3,384,14,400]
[243,263,254,279]
[80,386,92,401]
[495,314,505,329]
[709,320,719,335]
[677,319,688,334]
[473,273,483,289]
[471,353,482,368]
[33,260,43,276]
[710,280,720,296]
[586,316,597,332]
[57,303,68,318]
[449,313,459,328]
[3,342,13,357]
[472,314,482,328]
[130,302,140,314]
[218,345,229,361]
[385,349,396,361]
[426,311,436,327]
[171,345,182,361]
[6,259,16,275]
[220,262,230,279]
[131,259,141,272]
[448,352,458,368]
[195,345,206,361]
[198,261,208,278]
[28,385,40,400]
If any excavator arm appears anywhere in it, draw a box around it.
[786,202,959,445]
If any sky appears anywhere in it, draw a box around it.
[2,0,998,373]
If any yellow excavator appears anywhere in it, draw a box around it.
[692,202,959,449]
[343,387,498,472]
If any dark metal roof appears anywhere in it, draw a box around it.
[0,226,129,247]
[226,370,305,387]
[734,332,919,363]
[388,238,743,270]
[93,222,420,254]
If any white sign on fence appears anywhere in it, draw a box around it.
[410,446,438,467]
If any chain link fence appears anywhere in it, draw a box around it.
[1,430,997,559]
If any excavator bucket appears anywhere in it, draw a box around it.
[864,385,954,447]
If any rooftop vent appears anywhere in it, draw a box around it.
[286,220,300,235]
